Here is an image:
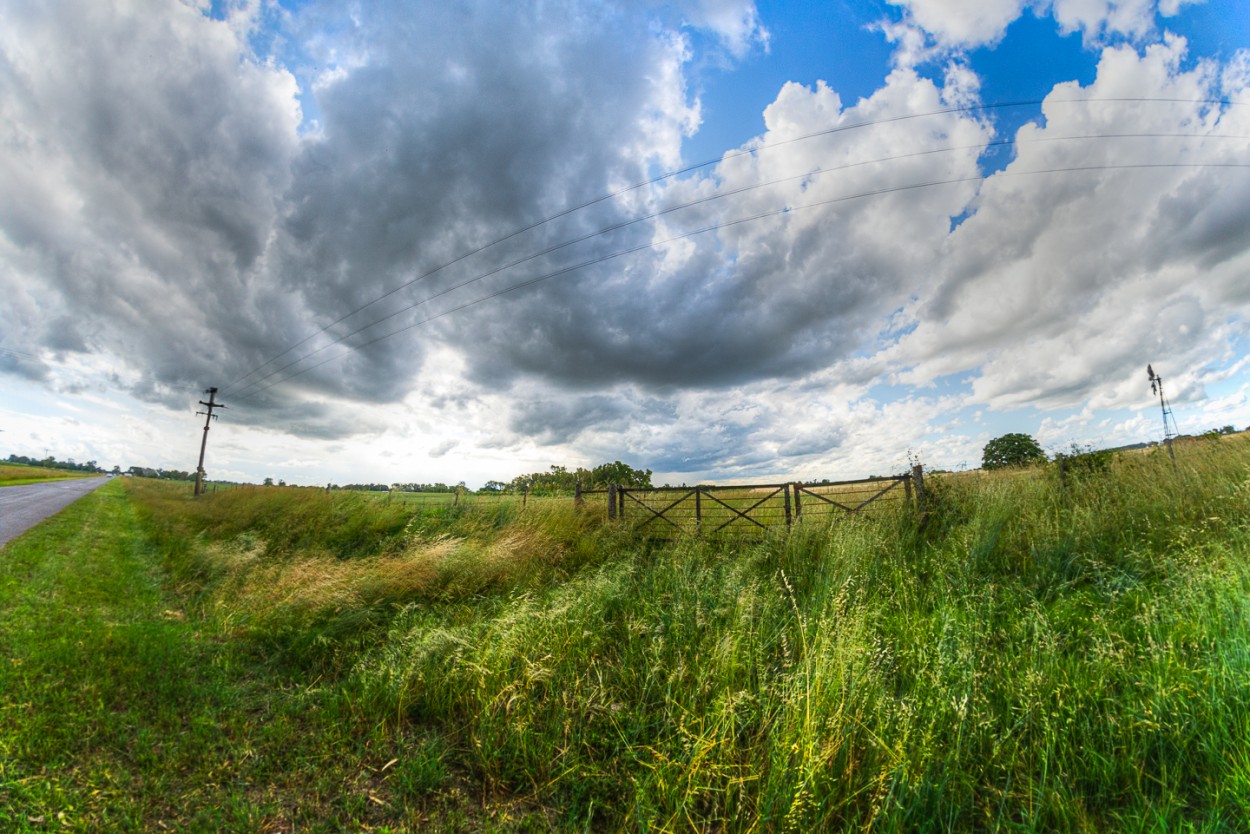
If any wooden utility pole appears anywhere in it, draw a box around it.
[194,387,226,497]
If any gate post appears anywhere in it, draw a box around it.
[575,480,583,508]
[912,464,925,513]
[607,484,617,521]
[783,484,792,526]
[695,488,703,536]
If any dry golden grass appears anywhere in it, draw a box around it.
[207,527,567,633]
[0,463,96,484]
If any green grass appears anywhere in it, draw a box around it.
[0,463,98,486]
[4,440,1250,831]
[0,481,502,832]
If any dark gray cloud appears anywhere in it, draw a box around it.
[0,350,49,382]
[0,0,302,411]
[510,394,635,445]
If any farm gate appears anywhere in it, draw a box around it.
[581,466,923,538]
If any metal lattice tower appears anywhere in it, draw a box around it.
[1146,365,1179,440]
[1147,364,1179,469]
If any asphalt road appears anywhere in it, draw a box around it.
[0,476,112,549]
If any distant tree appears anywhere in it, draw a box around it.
[479,480,507,493]
[982,433,1047,470]
[505,461,653,494]
[263,477,274,486]
[278,479,287,487]
[590,460,653,488]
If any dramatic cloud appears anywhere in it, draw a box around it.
[0,0,711,435]
[0,0,302,400]
[446,69,990,400]
[880,37,1250,413]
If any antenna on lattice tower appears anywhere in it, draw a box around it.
[1146,364,1178,468]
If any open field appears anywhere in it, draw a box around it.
[3,437,1250,831]
[0,463,98,487]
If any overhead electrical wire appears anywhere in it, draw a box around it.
[234,157,1250,400]
[0,346,40,360]
[219,95,1243,397]
[229,129,1248,397]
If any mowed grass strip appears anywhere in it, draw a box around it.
[0,480,469,833]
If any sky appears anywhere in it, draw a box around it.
[1,0,1249,488]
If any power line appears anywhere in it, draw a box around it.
[220,95,1245,396]
[237,159,1250,398]
[0,346,39,359]
[230,130,1247,398]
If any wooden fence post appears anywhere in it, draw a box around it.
[783,483,792,526]
[619,486,625,520]
[695,488,703,536]
[523,486,529,508]
[575,481,583,508]
[607,484,616,521]
[912,464,925,513]
[793,483,802,521]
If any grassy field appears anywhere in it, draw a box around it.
[3,438,1249,831]
[0,463,98,487]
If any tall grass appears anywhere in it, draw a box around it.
[127,438,1250,831]
[0,463,97,485]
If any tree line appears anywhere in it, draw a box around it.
[6,454,107,474]
[491,461,653,495]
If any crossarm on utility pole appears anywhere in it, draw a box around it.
[194,387,227,497]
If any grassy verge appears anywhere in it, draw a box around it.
[0,480,496,833]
